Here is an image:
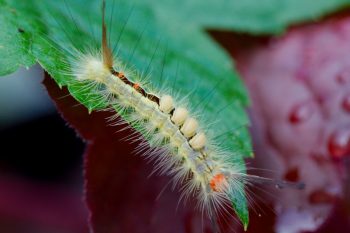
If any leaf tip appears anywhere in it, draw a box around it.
[243,221,249,231]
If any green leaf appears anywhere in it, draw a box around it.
[0,0,36,75]
[1,0,252,157]
[228,183,249,231]
[0,0,252,227]
[144,0,350,34]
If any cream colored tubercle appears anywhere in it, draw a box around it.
[159,95,174,113]
[189,132,206,150]
[171,107,188,126]
[181,117,198,138]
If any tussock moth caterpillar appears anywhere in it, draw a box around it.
[3,0,305,231]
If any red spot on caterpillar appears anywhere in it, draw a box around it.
[133,83,140,90]
[210,173,227,192]
[117,72,125,78]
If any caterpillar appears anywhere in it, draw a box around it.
[8,0,304,231]
[73,1,243,218]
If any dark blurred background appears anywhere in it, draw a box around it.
[0,67,86,233]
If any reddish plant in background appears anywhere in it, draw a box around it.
[213,11,350,233]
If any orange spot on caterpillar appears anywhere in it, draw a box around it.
[210,173,227,192]
[133,83,140,90]
[117,72,125,78]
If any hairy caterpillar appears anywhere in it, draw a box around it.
[9,0,304,231]
[72,2,247,219]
